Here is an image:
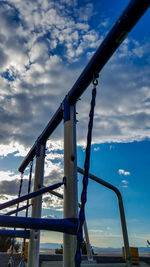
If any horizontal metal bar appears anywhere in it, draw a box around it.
[0,182,64,211]
[18,0,150,172]
[0,216,78,235]
[0,229,30,239]
[5,204,31,216]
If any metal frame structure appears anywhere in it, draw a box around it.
[0,1,149,267]
[78,167,132,267]
[0,181,64,210]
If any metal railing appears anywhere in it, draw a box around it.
[78,167,132,267]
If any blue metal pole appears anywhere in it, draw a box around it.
[18,0,150,173]
[0,216,78,235]
[0,182,64,210]
[0,229,30,239]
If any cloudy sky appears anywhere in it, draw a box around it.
[0,0,150,248]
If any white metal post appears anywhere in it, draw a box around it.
[63,104,78,267]
[84,220,93,261]
[28,144,45,267]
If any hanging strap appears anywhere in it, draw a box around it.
[16,172,24,216]
[25,160,33,217]
[11,172,24,257]
[22,160,33,258]
[75,74,99,267]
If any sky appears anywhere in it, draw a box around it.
[0,0,150,249]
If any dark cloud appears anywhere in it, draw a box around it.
[42,195,53,206]
[0,50,8,67]
[44,170,64,185]
[0,1,20,28]
[0,178,31,196]
[0,33,6,43]
[0,194,9,201]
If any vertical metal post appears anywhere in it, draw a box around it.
[28,143,45,267]
[83,220,93,261]
[63,101,78,267]
[118,195,132,267]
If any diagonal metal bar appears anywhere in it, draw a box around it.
[42,186,63,199]
[4,204,31,216]
[18,0,150,173]
[0,182,64,211]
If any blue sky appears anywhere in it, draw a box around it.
[0,0,150,248]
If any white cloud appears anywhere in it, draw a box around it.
[121,179,129,188]
[101,19,109,28]
[0,0,149,150]
[121,180,128,184]
[118,171,130,188]
[42,214,57,219]
[0,142,29,157]
[0,170,19,181]
[94,147,100,151]
[118,169,130,176]
[121,185,128,188]
[44,155,63,182]
[42,193,63,210]
[89,229,103,234]
[47,140,63,152]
